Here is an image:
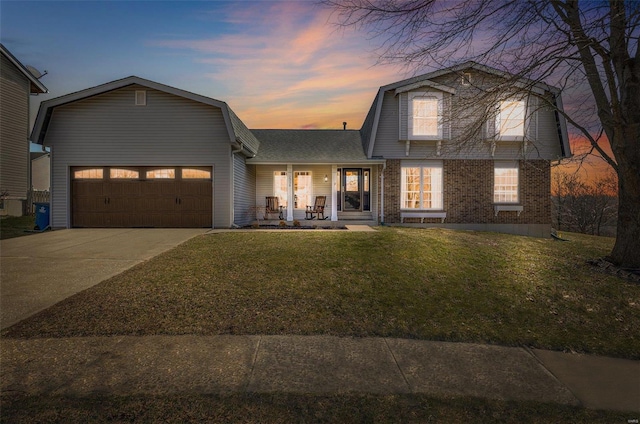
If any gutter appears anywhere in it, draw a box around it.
[232,138,256,158]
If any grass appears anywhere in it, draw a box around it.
[3,227,639,359]
[0,215,36,240]
[0,393,630,423]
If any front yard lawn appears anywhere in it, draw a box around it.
[0,215,35,240]
[3,227,639,359]
[0,393,628,424]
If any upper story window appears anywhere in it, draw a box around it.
[409,92,442,140]
[496,100,525,139]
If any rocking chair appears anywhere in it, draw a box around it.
[265,196,283,219]
[305,196,328,220]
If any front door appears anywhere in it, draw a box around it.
[343,169,362,211]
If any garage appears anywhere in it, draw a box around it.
[71,166,212,228]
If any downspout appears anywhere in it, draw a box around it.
[380,162,386,225]
[230,139,245,228]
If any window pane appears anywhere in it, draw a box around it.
[182,168,211,179]
[494,167,519,203]
[498,100,525,137]
[401,167,421,209]
[413,98,438,136]
[422,167,443,209]
[294,171,312,209]
[74,168,103,179]
[110,168,139,179]
[273,171,288,207]
[146,168,175,179]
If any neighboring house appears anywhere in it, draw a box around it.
[30,152,50,191]
[31,62,571,235]
[0,44,48,216]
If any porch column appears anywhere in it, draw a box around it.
[331,164,338,221]
[287,164,294,221]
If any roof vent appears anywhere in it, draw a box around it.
[135,90,146,106]
[343,122,347,130]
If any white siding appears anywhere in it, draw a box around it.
[44,85,232,228]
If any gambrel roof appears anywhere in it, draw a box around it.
[30,76,259,154]
[360,61,571,159]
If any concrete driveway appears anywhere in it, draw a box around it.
[0,229,207,330]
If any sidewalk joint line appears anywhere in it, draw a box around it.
[245,335,262,392]
[522,346,584,408]
[383,338,412,392]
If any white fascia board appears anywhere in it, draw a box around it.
[394,80,456,95]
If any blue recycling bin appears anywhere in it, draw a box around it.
[34,202,50,230]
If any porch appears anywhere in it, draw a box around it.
[253,164,379,223]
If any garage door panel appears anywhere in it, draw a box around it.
[72,167,212,228]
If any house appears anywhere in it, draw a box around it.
[30,62,570,235]
[0,44,48,216]
[30,152,50,191]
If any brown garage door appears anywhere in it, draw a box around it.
[71,166,212,228]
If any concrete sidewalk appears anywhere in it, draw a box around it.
[1,335,638,412]
[0,229,207,329]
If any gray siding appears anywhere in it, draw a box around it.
[371,70,564,161]
[0,53,30,201]
[44,84,232,228]
[233,153,255,226]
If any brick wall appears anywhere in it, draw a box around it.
[382,159,550,224]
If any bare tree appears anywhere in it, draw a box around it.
[552,168,618,236]
[325,0,639,268]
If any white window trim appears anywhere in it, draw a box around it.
[408,91,443,140]
[400,161,444,211]
[495,98,525,141]
[493,161,520,204]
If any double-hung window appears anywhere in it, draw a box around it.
[494,162,519,203]
[401,163,443,210]
[496,99,525,139]
[409,92,442,139]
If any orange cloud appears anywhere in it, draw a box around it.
[150,2,403,129]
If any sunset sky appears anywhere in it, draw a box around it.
[1,0,613,180]
[2,1,403,130]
